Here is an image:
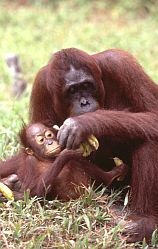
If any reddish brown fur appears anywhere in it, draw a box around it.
[0,125,127,201]
[0,149,127,201]
[0,151,90,200]
[29,48,158,241]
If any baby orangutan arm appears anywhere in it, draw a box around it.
[34,149,128,197]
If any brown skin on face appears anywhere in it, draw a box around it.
[25,123,62,159]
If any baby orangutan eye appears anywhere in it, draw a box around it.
[45,130,54,139]
[35,135,45,144]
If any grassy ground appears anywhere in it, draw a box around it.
[0,0,158,248]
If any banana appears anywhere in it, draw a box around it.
[80,135,99,157]
[0,182,14,201]
[80,142,92,157]
[113,157,123,167]
[88,135,99,150]
[113,157,126,181]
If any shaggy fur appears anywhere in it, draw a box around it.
[29,48,158,242]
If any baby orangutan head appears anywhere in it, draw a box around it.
[20,123,61,159]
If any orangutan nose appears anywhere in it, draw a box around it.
[80,97,89,107]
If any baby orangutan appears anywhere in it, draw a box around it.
[0,123,127,201]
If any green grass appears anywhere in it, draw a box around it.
[0,188,133,248]
[0,0,158,248]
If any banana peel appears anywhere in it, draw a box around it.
[0,182,14,201]
[80,135,99,157]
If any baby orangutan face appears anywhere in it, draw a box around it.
[25,123,61,159]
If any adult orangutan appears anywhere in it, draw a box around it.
[28,47,158,242]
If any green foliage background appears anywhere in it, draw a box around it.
[0,1,158,247]
[1,0,158,158]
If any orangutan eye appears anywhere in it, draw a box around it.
[45,130,54,139]
[35,135,45,144]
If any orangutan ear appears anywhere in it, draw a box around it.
[25,147,34,155]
